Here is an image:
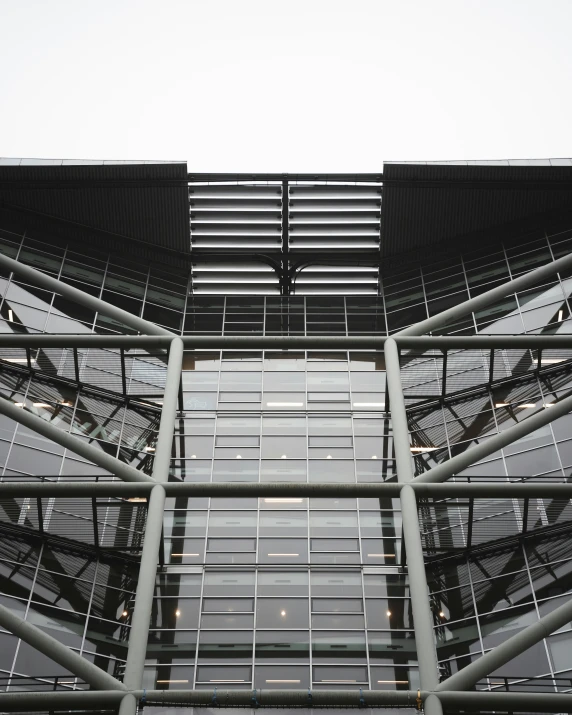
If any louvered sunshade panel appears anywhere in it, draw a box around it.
[191,262,280,295]
[189,182,283,251]
[288,182,382,251]
[293,265,380,295]
[189,178,382,295]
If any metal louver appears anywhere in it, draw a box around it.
[189,176,381,295]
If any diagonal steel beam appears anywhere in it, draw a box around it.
[0,397,155,483]
[385,337,440,690]
[415,391,572,483]
[0,250,174,337]
[0,601,126,691]
[397,248,572,337]
[121,337,183,697]
[436,591,572,691]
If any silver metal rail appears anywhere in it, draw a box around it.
[3,481,572,498]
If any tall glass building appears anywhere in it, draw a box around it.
[0,158,572,714]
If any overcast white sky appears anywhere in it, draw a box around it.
[1,0,571,171]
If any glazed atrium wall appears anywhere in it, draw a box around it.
[1,162,572,714]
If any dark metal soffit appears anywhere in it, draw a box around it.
[0,162,191,253]
[381,162,572,258]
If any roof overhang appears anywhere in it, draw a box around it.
[0,160,190,254]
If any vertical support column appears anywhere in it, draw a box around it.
[424,693,443,715]
[118,692,138,715]
[385,337,440,691]
[120,338,184,706]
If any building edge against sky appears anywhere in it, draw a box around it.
[0,160,571,713]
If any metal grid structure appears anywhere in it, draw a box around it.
[2,243,572,714]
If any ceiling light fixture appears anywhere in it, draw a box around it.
[171,553,199,557]
[368,553,395,558]
[267,402,304,407]
[410,446,438,452]
[268,553,299,557]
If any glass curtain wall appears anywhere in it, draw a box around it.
[0,224,571,693]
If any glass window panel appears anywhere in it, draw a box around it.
[257,572,309,597]
[260,460,307,481]
[151,599,200,629]
[261,436,307,459]
[202,598,254,612]
[201,613,254,629]
[262,417,306,435]
[208,511,257,537]
[312,631,366,662]
[197,665,252,684]
[263,373,306,391]
[310,511,358,537]
[203,572,255,597]
[256,598,309,629]
[254,664,310,688]
[311,572,363,598]
[258,539,308,564]
[255,631,310,662]
[259,512,308,536]
[309,461,355,482]
[198,630,253,660]
[309,417,352,435]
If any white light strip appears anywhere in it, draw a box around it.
[171,553,200,557]
[353,402,385,407]
[210,679,246,683]
[267,553,299,557]
[264,498,304,503]
[368,553,396,557]
[266,680,301,683]
[517,403,536,408]
[157,680,189,683]
[410,447,438,452]
[266,402,304,407]
[8,309,13,322]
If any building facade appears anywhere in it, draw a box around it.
[0,159,571,713]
